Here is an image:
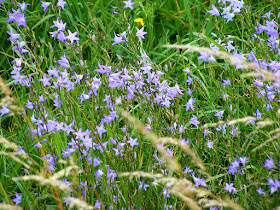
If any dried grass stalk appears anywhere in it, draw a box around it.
[0,76,13,95]
[120,109,182,173]
[13,175,71,191]
[0,151,30,169]
[52,165,81,179]
[163,44,278,82]
[0,203,22,210]
[169,189,202,210]
[0,136,19,151]
[256,119,274,128]
[252,132,280,152]
[203,116,255,128]
[65,197,94,210]
[198,198,243,210]
[159,137,208,177]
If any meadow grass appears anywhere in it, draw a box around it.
[0,0,279,209]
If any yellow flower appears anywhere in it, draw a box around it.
[134,18,145,27]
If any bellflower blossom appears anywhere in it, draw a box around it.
[112,32,127,46]
[13,192,22,205]
[7,8,27,28]
[136,27,147,40]
[66,30,80,44]
[139,181,150,191]
[207,140,213,149]
[127,137,139,147]
[189,115,200,128]
[224,182,238,194]
[123,0,135,10]
[207,4,219,16]
[197,51,215,62]
[17,2,30,11]
[0,105,10,118]
[256,187,266,195]
[263,157,274,169]
[267,178,280,194]
[57,0,67,10]
[7,31,20,42]
[41,1,51,12]
[58,54,70,69]
[193,176,206,187]
[182,98,195,111]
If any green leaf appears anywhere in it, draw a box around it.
[31,14,55,30]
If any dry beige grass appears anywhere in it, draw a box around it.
[163,44,279,83]
[120,109,243,210]
[0,76,24,116]
[64,197,94,210]
[0,203,23,210]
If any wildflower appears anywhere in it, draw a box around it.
[178,125,185,134]
[127,137,139,147]
[17,2,30,11]
[7,8,26,28]
[182,67,190,73]
[7,31,20,42]
[136,27,147,40]
[203,128,210,137]
[41,1,51,12]
[123,0,135,10]
[57,31,66,42]
[66,30,80,44]
[25,100,34,109]
[182,98,195,111]
[187,87,193,95]
[13,192,22,205]
[239,156,249,166]
[95,200,101,209]
[222,8,234,23]
[184,165,193,176]
[112,143,125,156]
[162,188,170,199]
[58,54,70,69]
[193,176,206,187]
[57,0,67,10]
[222,79,231,86]
[263,157,274,169]
[95,169,104,181]
[189,115,200,128]
[197,51,215,62]
[134,18,144,26]
[50,18,66,31]
[186,76,193,85]
[139,181,150,191]
[112,34,125,46]
[208,4,219,16]
[179,138,189,146]
[207,140,213,149]
[96,123,107,138]
[261,10,273,19]
[214,110,224,119]
[38,74,51,87]
[0,105,10,118]
[267,178,280,193]
[45,154,56,171]
[256,187,266,195]
[227,159,240,175]
[12,41,28,54]
[61,147,75,158]
[223,182,238,194]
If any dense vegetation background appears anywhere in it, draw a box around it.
[0,0,279,209]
